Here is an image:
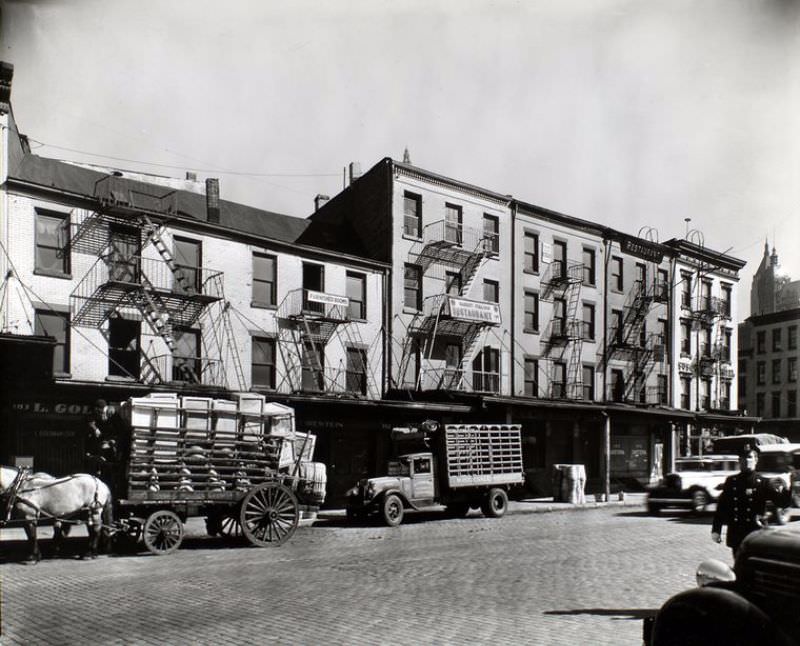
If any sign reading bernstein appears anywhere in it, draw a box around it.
[307,290,349,306]
[447,297,501,324]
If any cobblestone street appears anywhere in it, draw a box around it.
[0,500,758,645]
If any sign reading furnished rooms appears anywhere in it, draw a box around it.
[446,297,501,324]
[306,290,349,307]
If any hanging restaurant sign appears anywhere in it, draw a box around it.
[446,297,502,324]
[620,235,664,263]
[306,290,349,307]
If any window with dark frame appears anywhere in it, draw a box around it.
[251,336,276,389]
[346,272,367,320]
[757,331,766,353]
[757,361,766,385]
[483,214,499,253]
[524,357,538,397]
[756,392,765,417]
[680,377,691,409]
[582,248,596,285]
[582,365,594,400]
[35,210,70,275]
[554,240,567,278]
[252,253,277,306]
[346,346,368,395]
[789,325,797,350]
[108,318,140,379]
[657,374,668,404]
[681,272,692,308]
[787,390,797,418]
[483,279,499,303]
[553,362,567,398]
[611,256,623,291]
[773,328,782,352]
[445,203,463,245]
[611,369,624,402]
[772,358,781,384]
[403,191,422,238]
[789,357,797,383]
[173,237,202,294]
[613,309,624,345]
[524,291,539,333]
[524,232,539,272]
[34,309,70,375]
[772,391,781,418]
[680,320,691,355]
[445,271,461,296]
[582,303,595,340]
[404,264,422,310]
[173,327,201,382]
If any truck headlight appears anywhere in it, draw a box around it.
[345,487,359,498]
[366,482,376,499]
[695,559,736,587]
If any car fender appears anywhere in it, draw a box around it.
[374,488,415,510]
[651,587,795,646]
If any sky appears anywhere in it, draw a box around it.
[2,0,798,322]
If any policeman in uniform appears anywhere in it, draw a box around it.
[711,445,791,557]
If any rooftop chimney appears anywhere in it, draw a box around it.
[186,172,197,181]
[348,162,362,185]
[206,177,220,224]
[314,194,330,212]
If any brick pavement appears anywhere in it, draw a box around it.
[0,495,770,645]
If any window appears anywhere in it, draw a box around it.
[582,365,594,401]
[681,272,692,308]
[523,232,539,273]
[582,303,595,340]
[611,369,625,402]
[582,248,596,285]
[635,263,647,289]
[483,279,499,303]
[173,237,202,294]
[701,378,711,410]
[34,309,70,375]
[554,298,567,337]
[173,327,201,382]
[302,342,325,391]
[656,268,669,301]
[789,357,797,383]
[524,357,538,397]
[757,361,766,385]
[302,263,325,313]
[772,358,782,384]
[789,325,797,350]
[404,264,422,310]
[721,284,732,317]
[552,362,567,399]
[346,347,367,395]
[680,320,691,355]
[483,214,499,253]
[524,291,539,332]
[611,256,623,291]
[756,392,765,417]
[680,377,691,409]
[445,203,462,245]
[346,272,366,320]
[443,343,462,389]
[472,347,499,392]
[701,281,712,310]
[35,210,70,275]
[108,319,140,379]
[252,253,277,306]
[445,271,461,296]
[757,331,766,353]
[773,328,782,352]
[720,382,731,410]
[656,319,668,351]
[401,339,420,389]
[639,319,647,348]
[701,326,712,357]
[720,328,732,362]
[788,391,797,418]
[554,240,567,278]
[613,309,624,345]
[108,224,141,282]
[251,337,276,389]
[657,374,668,405]
[772,392,781,418]
[403,191,422,238]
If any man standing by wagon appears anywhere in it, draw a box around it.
[711,445,792,557]
[85,399,127,499]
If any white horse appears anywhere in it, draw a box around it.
[0,466,113,562]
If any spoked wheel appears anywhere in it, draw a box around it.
[143,510,184,555]
[219,514,243,539]
[239,483,299,547]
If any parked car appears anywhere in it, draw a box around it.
[643,526,800,646]
[711,432,789,455]
[646,455,740,514]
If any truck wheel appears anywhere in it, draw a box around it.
[481,488,508,518]
[382,494,404,527]
[690,490,708,515]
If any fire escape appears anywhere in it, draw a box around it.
[540,260,585,399]
[603,277,668,403]
[275,289,379,397]
[398,219,501,393]
[69,175,224,385]
[689,291,727,410]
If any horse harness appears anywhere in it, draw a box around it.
[1,467,106,527]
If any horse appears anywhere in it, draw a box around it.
[0,466,113,562]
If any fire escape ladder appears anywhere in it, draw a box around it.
[459,252,485,298]
[299,316,329,392]
[138,213,195,296]
[417,300,445,390]
[564,275,583,399]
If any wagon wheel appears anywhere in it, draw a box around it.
[143,510,184,555]
[219,514,243,539]
[239,482,299,547]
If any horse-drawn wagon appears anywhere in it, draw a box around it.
[1,393,327,560]
[113,392,326,554]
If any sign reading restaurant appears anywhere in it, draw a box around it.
[446,297,502,324]
[307,290,349,307]
[619,234,664,263]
